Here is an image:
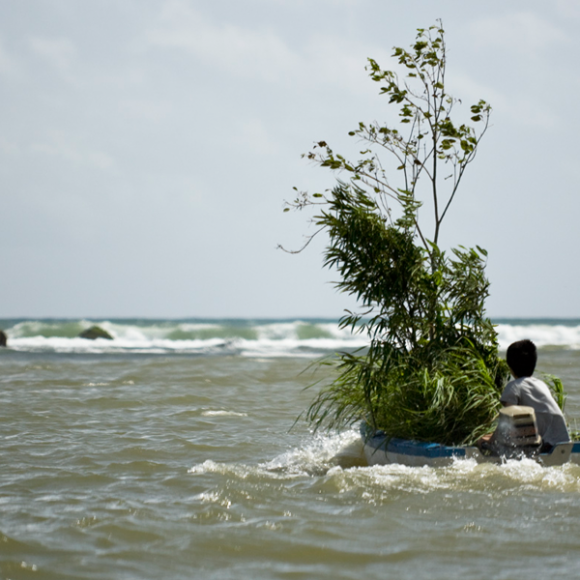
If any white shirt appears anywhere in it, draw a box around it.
[501,376,570,446]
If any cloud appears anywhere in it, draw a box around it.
[447,74,507,109]
[28,36,77,77]
[556,0,580,19]
[0,137,21,155]
[231,118,279,156]
[120,99,170,122]
[450,73,559,130]
[453,13,571,131]
[506,98,559,129]
[145,0,389,95]
[32,131,115,171]
[147,1,300,84]
[469,12,570,54]
[0,35,18,76]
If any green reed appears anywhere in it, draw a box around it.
[542,373,567,412]
[307,342,508,446]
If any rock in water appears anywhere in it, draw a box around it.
[0,330,6,347]
[79,326,113,340]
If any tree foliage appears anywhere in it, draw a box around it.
[287,22,512,446]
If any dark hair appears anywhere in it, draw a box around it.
[506,339,537,377]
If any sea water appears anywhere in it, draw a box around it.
[2,318,580,579]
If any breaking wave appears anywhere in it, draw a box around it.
[1,317,580,356]
[0,318,367,356]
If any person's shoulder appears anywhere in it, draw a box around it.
[521,376,550,391]
[501,377,521,402]
[504,377,523,392]
[519,376,558,403]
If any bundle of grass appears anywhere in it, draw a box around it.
[307,341,507,446]
[286,22,519,445]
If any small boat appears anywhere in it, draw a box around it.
[361,423,579,468]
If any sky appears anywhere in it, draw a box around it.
[1,0,580,319]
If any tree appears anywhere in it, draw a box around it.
[286,22,511,446]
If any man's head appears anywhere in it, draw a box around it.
[506,339,537,378]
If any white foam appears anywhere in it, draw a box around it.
[187,429,580,495]
[496,323,580,349]
[5,324,368,357]
[5,319,580,355]
[263,429,365,475]
[201,410,248,417]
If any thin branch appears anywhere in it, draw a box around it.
[278,226,325,254]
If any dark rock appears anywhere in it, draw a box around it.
[0,330,6,347]
[79,325,113,340]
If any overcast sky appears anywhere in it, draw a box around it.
[1,0,579,318]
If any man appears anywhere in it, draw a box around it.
[501,339,570,451]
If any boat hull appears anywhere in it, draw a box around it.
[361,425,578,467]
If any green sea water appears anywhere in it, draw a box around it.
[2,320,580,579]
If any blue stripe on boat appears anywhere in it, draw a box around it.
[362,423,579,463]
[362,424,467,459]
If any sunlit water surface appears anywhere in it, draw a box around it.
[2,343,580,579]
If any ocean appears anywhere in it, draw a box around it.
[2,317,580,579]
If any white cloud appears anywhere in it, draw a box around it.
[304,34,391,95]
[32,131,115,171]
[556,0,580,19]
[147,1,300,84]
[450,73,559,130]
[28,36,77,76]
[447,74,507,110]
[0,137,20,155]
[469,12,570,54]
[507,98,559,129]
[232,118,279,156]
[145,0,389,95]
[120,99,170,122]
[0,35,18,76]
